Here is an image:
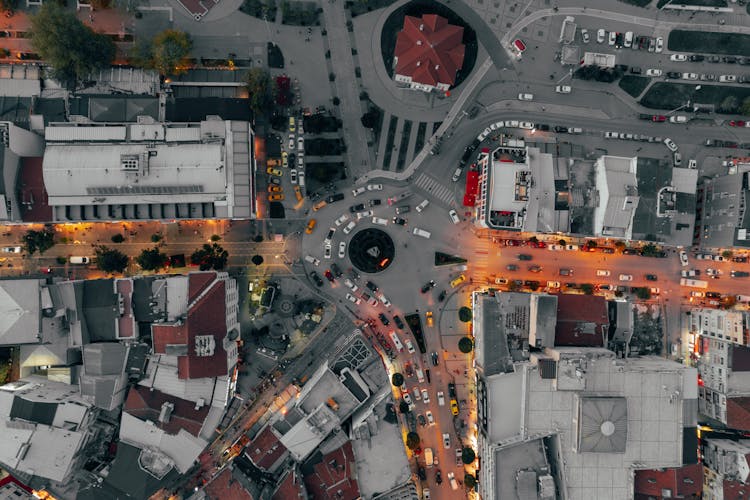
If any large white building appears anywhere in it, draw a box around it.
[42,118,255,221]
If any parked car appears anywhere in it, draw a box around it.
[670,53,687,62]
[646,69,662,77]
[555,85,572,94]
[664,138,678,151]
[597,28,605,43]
[518,93,534,101]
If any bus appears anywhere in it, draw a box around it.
[680,278,708,289]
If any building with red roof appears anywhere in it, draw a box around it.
[246,425,289,472]
[203,467,255,500]
[554,294,608,347]
[393,14,465,92]
[301,441,360,500]
[272,469,307,500]
[150,271,240,380]
[124,385,211,438]
[633,464,702,500]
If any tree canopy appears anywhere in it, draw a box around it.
[131,30,192,76]
[95,246,129,274]
[391,373,404,387]
[136,247,168,271]
[405,432,421,450]
[30,3,115,86]
[245,68,275,117]
[458,336,474,354]
[458,307,472,323]
[23,228,55,255]
[190,243,229,271]
[461,447,476,464]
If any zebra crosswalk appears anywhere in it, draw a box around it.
[414,173,456,205]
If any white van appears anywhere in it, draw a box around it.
[389,331,404,352]
[415,199,430,212]
[424,448,434,467]
[372,217,388,226]
[69,256,90,264]
[416,368,425,383]
[624,31,633,48]
[448,472,458,490]
[304,255,320,266]
[737,295,750,303]
[413,228,431,239]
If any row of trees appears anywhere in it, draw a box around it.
[92,243,229,274]
[29,4,192,87]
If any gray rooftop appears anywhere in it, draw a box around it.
[82,280,119,342]
[700,169,750,249]
[0,279,43,345]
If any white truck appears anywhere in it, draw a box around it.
[680,278,708,289]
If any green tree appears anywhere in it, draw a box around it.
[111,234,125,243]
[458,307,472,323]
[245,68,274,117]
[584,239,597,249]
[464,473,477,489]
[458,336,474,353]
[720,95,739,113]
[190,243,229,271]
[528,236,538,243]
[361,108,381,129]
[580,283,594,295]
[210,234,222,242]
[461,447,476,464]
[634,287,651,300]
[641,243,658,257]
[1,0,17,11]
[405,432,421,450]
[30,3,115,87]
[95,246,129,274]
[23,228,55,255]
[136,247,168,271]
[399,400,410,414]
[741,97,750,116]
[131,30,192,76]
[391,373,404,387]
[251,255,264,266]
[614,241,626,251]
[150,233,163,243]
[558,239,567,246]
[722,250,733,259]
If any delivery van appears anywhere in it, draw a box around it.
[424,448,434,467]
[69,256,90,264]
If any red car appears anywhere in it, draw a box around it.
[729,120,746,127]
[513,39,526,53]
[535,241,547,248]
[324,270,335,282]
[652,115,666,122]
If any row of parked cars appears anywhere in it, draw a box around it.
[589,29,663,53]
[662,70,750,84]
[669,54,750,65]
[477,121,583,143]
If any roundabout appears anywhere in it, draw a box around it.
[348,228,396,274]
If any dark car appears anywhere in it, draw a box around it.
[708,55,721,63]
[421,280,436,293]
[524,280,540,288]
[378,313,390,326]
[689,54,705,62]
[448,383,456,398]
[733,256,748,263]
[600,247,615,254]
[393,217,407,226]
[418,467,427,480]
[537,124,550,131]
[393,315,405,329]
[645,274,658,281]
[731,271,750,278]
[431,352,439,366]
[630,66,642,75]
[554,125,568,133]
[349,203,365,213]
[437,290,446,302]
[324,270,335,282]
[622,248,639,255]
[706,292,721,299]
[327,192,345,203]
[724,56,738,64]
[369,199,382,207]
[639,113,653,120]
[506,264,519,271]
[310,271,324,287]
[598,284,611,290]
[517,254,533,261]
[331,262,343,277]
[740,57,750,66]
[666,71,681,79]
[417,415,427,428]
[366,281,378,292]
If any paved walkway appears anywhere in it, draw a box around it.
[321,0,371,179]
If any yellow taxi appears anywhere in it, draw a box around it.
[450,399,459,416]
[266,167,283,177]
[268,185,283,193]
[267,158,282,167]
[268,193,284,201]
[312,200,327,211]
[425,311,434,327]
[305,219,317,234]
[294,185,303,202]
[450,274,466,288]
[282,151,288,167]
[289,117,296,133]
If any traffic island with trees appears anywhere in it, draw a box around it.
[94,246,129,274]
[130,30,193,76]
[22,227,55,255]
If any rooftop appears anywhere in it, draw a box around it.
[0,279,44,346]
[124,385,210,438]
[554,294,608,347]
[301,441,360,500]
[393,14,465,88]
[699,168,750,249]
[246,426,288,471]
[633,464,702,499]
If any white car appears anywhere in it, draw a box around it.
[681,73,699,81]
[604,131,619,139]
[405,339,415,354]
[290,169,298,184]
[379,294,392,308]
[555,85,572,94]
[596,270,610,277]
[670,53,687,62]
[608,31,616,45]
[655,37,663,53]
[403,393,414,411]
[421,389,430,404]
[679,250,689,266]
[415,199,430,212]
[519,121,535,130]
[548,244,564,251]
[437,391,445,406]
[713,255,725,262]
[334,214,349,226]
[297,155,304,168]
[356,210,374,220]
[646,69,662,77]
[565,244,579,251]
[597,28,605,43]
[1,246,22,253]
[442,433,451,449]
[372,217,388,226]
[304,255,320,266]
[518,93,534,101]
[426,410,435,425]
[581,28,590,43]
[413,387,421,401]
[298,170,305,188]
[288,135,295,149]
[324,243,332,259]
[324,227,336,245]
[669,115,688,123]
[569,127,583,134]
[448,209,460,224]
[343,220,356,234]
[619,274,633,281]
[344,278,358,292]
[338,241,346,258]
[297,136,305,152]
[352,187,366,197]
[489,122,501,131]
[367,184,383,191]
[719,74,737,83]
[451,167,463,182]
[664,138,678,152]
[345,293,361,304]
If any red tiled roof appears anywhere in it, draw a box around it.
[0,475,33,493]
[727,397,750,432]
[724,478,750,500]
[302,441,360,500]
[554,294,607,347]
[204,468,253,500]
[18,157,52,222]
[394,14,465,87]
[633,464,702,499]
[247,426,287,471]
[124,385,210,437]
[272,470,306,500]
[151,272,232,379]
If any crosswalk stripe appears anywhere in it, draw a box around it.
[414,173,455,204]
